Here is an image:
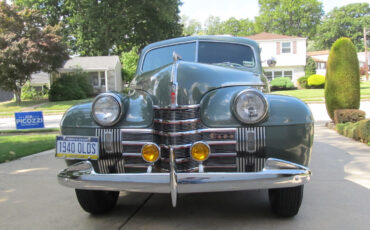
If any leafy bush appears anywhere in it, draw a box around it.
[48,71,93,101]
[270,77,295,91]
[334,109,365,124]
[297,76,309,89]
[307,74,325,88]
[325,37,360,120]
[336,119,370,143]
[121,46,139,83]
[21,82,49,100]
[305,56,316,77]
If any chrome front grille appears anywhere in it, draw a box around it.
[95,129,125,173]
[94,107,267,174]
[236,127,266,172]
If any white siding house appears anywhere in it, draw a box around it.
[246,32,307,84]
[307,50,370,76]
[57,56,122,94]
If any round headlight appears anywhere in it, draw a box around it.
[92,93,123,126]
[233,89,268,124]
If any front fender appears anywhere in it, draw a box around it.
[60,90,154,136]
[200,86,314,166]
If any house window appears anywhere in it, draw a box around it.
[265,71,273,81]
[266,70,294,81]
[274,71,282,78]
[316,62,326,69]
[89,71,105,87]
[100,74,106,86]
[284,71,293,79]
[281,42,291,54]
[89,72,99,86]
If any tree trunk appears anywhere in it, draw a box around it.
[14,87,21,104]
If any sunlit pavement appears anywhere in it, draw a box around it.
[0,126,369,230]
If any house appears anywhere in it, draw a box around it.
[306,50,329,76]
[307,50,370,76]
[57,56,122,94]
[29,71,51,91]
[0,89,13,102]
[246,32,307,84]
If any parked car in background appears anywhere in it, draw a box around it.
[56,36,313,217]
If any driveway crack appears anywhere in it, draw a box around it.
[118,193,153,230]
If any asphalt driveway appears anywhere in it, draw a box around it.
[0,126,369,230]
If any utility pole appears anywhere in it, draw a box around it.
[364,27,370,81]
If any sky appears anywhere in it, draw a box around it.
[180,0,370,24]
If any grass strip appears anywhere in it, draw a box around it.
[0,128,60,134]
[0,134,57,163]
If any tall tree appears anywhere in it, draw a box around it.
[255,0,324,38]
[15,0,183,55]
[181,15,202,36]
[222,18,255,36]
[0,2,68,102]
[314,3,370,51]
[204,16,223,35]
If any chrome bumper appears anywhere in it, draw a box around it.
[58,158,311,207]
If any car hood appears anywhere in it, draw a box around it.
[130,61,264,106]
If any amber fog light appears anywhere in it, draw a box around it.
[190,141,210,162]
[141,143,160,163]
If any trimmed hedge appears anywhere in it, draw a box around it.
[48,72,93,101]
[334,109,365,124]
[307,74,325,88]
[297,76,309,89]
[325,37,360,120]
[270,77,295,91]
[336,119,370,144]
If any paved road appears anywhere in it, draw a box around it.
[0,101,369,130]
[0,126,369,230]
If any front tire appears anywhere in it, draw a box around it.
[75,189,119,214]
[268,185,304,217]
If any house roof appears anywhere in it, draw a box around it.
[245,32,305,41]
[307,50,330,56]
[61,56,120,71]
[30,71,50,85]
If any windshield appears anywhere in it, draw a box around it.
[142,42,196,72]
[141,41,256,73]
[198,42,255,68]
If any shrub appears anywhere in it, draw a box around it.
[121,46,139,83]
[270,77,295,91]
[325,37,360,120]
[305,56,316,77]
[21,81,49,100]
[334,109,366,124]
[48,71,92,101]
[358,119,370,143]
[336,119,370,143]
[297,76,309,89]
[307,74,325,88]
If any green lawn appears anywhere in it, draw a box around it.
[272,81,370,102]
[0,134,57,163]
[0,98,92,117]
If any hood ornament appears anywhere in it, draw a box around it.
[172,51,182,62]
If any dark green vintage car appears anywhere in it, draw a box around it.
[56,36,313,217]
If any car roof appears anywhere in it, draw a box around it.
[141,35,260,53]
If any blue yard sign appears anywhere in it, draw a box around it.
[15,111,45,129]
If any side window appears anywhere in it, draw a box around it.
[142,42,196,72]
